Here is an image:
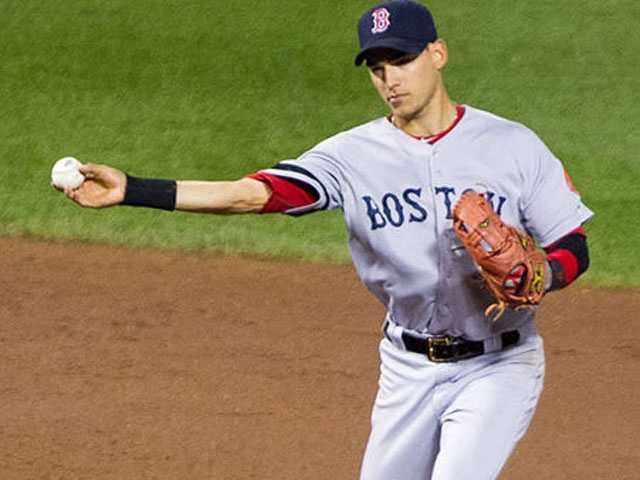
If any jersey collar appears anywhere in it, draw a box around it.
[387,105,466,145]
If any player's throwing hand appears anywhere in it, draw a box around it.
[64,163,127,208]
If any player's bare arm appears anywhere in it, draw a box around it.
[64,163,271,214]
[175,178,270,214]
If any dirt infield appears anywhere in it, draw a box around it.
[1,236,638,479]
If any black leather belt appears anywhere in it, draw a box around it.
[384,322,520,363]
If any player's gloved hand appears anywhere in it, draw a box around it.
[452,191,547,321]
[65,163,127,208]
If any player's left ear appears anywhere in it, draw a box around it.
[428,39,448,70]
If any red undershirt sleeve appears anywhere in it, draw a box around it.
[247,172,318,214]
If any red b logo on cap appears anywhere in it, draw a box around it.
[371,8,391,34]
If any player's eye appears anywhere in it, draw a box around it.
[368,65,385,77]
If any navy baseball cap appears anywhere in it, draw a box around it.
[355,1,438,66]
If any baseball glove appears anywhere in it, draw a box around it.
[452,191,547,321]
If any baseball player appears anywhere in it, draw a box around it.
[61,1,593,479]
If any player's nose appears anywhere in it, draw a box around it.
[383,65,402,89]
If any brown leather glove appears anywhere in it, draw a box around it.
[452,191,547,321]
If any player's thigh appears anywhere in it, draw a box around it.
[432,338,545,480]
[360,339,441,480]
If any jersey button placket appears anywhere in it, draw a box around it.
[426,146,443,332]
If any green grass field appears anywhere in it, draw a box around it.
[1,0,638,285]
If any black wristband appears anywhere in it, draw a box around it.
[122,175,177,211]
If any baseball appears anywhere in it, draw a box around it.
[51,157,85,189]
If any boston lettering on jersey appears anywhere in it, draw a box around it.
[363,188,427,229]
[362,186,507,230]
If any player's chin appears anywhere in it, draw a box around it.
[390,106,417,123]
[388,103,404,116]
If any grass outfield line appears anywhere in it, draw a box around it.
[0,1,638,286]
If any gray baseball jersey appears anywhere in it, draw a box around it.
[260,105,593,338]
